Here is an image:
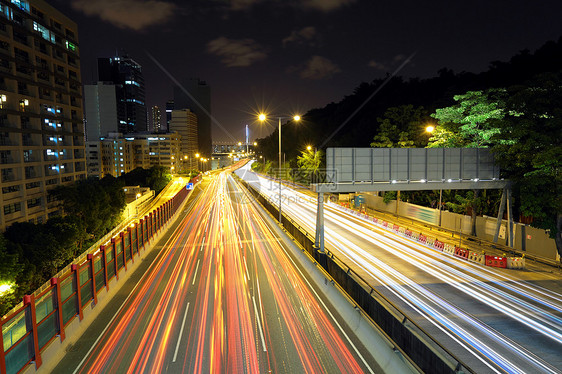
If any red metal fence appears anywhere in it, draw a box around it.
[0,185,190,374]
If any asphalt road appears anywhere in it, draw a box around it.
[236,162,562,374]
[53,169,385,373]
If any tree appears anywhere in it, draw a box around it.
[371,105,433,148]
[146,166,172,194]
[51,177,125,245]
[429,90,505,148]
[428,89,508,235]
[491,73,562,255]
[120,166,171,195]
[0,235,23,315]
[296,148,324,183]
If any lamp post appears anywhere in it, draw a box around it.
[426,125,442,226]
[258,113,301,224]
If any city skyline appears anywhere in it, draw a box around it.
[52,0,562,142]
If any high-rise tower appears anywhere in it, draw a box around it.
[173,79,211,158]
[97,54,147,134]
[0,0,87,229]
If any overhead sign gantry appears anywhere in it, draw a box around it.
[311,148,512,252]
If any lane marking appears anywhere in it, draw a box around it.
[243,256,250,280]
[192,259,200,285]
[252,296,267,352]
[71,200,195,374]
[200,236,206,252]
[172,302,191,363]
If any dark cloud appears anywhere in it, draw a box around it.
[367,60,386,70]
[207,37,268,67]
[302,0,356,11]
[221,0,355,12]
[282,26,320,47]
[71,0,176,31]
[291,55,341,80]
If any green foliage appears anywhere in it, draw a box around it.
[120,166,172,195]
[4,217,79,277]
[429,90,505,147]
[251,160,273,175]
[382,191,397,204]
[296,149,324,183]
[0,235,22,315]
[51,176,125,244]
[371,105,433,148]
[490,73,562,248]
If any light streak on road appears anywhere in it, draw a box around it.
[72,168,377,373]
[237,163,562,373]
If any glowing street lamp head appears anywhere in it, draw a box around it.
[293,115,301,121]
[195,153,200,158]
[307,145,312,151]
[426,125,435,133]
[238,142,242,146]
[0,283,13,295]
[258,113,266,122]
[253,142,257,146]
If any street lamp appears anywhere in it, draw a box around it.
[258,113,301,224]
[426,125,443,226]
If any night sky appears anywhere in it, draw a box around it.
[53,0,562,142]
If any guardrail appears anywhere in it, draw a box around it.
[235,173,476,374]
[0,184,192,374]
[362,206,561,270]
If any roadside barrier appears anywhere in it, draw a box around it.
[336,202,525,271]
[0,183,194,374]
[468,251,485,265]
[485,255,507,268]
[454,247,469,260]
[444,244,456,256]
[507,257,526,270]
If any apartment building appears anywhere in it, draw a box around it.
[0,0,86,229]
[169,109,197,170]
[86,132,181,178]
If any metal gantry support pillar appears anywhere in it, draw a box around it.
[493,187,514,247]
[315,192,325,253]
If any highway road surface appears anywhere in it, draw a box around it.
[236,162,562,374]
[54,169,401,373]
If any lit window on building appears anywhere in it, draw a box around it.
[11,0,29,12]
